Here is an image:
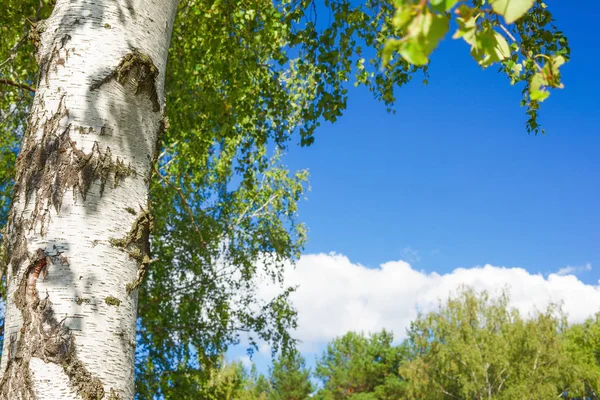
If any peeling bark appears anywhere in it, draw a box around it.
[0,251,104,399]
[90,51,161,112]
[108,209,154,294]
[0,0,179,398]
[15,96,137,235]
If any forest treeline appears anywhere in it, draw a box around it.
[163,287,600,400]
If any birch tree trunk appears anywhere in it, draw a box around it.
[0,1,178,398]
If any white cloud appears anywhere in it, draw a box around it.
[258,253,600,351]
[556,262,592,276]
[238,355,253,369]
[258,343,272,356]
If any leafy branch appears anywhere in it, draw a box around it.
[153,164,207,248]
[384,0,568,133]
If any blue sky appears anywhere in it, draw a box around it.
[230,1,600,374]
[283,0,600,285]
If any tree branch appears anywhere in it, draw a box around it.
[153,164,207,248]
[0,78,35,93]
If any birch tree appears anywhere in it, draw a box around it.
[0,1,179,398]
[0,0,569,398]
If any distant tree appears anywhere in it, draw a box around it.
[241,365,272,400]
[269,349,314,400]
[153,356,272,400]
[561,313,600,399]
[315,330,407,399]
[401,286,598,399]
[195,357,250,400]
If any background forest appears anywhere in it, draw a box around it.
[188,288,600,399]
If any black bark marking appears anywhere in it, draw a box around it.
[0,251,104,400]
[90,50,161,112]
[14,97,136,234]
[38,34,71,86]
[108,209,154,294]
[2,216,28,275]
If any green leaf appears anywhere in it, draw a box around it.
[547,55,566,86]
[399,40,429,65]
[400,10,449,65]
[491,0,535,24]
[509,61,523,84]
[530,72,550,101]
[471,28,511,68]
[392,4,414,30]
[421,12,450,55]
[453,5,477,46]
[430,0,460,13]
[529,55,565,102]
[490,31,511,62]
[382,39,402,67]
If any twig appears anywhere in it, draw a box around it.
[497,21,544,73]
[434,380,461,399]
[235,194,277,226]
[250,194,277,219]
[0,79,36,93]
[155,140,179,164]
[0,35,29,69]
[498,23,517,43]
[153,164,206,247]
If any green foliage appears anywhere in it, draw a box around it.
[386,8,449,66]
[148,356,269,400]
[491,0,535,24]
[135,289,600,399]
[509,1,570,133]
[133,0,421,395]
[201,360,251,400]
[0,1,34,224]
[269,349,314,400]
[194,290,600,400]
[561,314,600,398]
[385,0,570,133]
[315,330,408,399]
[401,286,600,399]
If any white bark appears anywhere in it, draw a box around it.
[0,1,178,398]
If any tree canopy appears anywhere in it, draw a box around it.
[401,287,600,399]
[315,330,408,399]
